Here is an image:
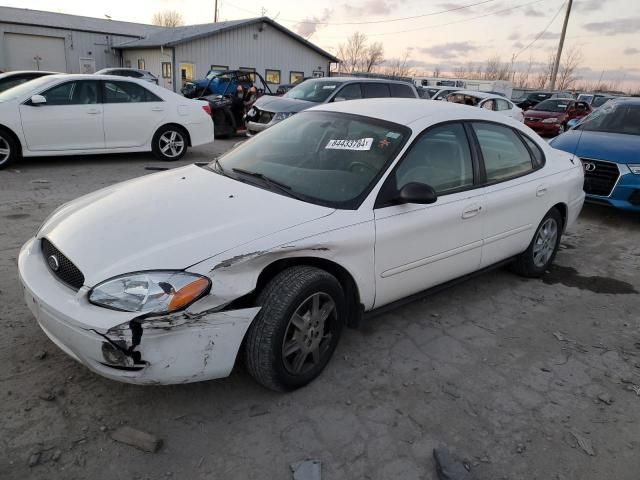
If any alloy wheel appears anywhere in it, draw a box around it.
[159,131,185,158]
[532,218,558,268]
[0,135,10,164]
[281,292,337,375]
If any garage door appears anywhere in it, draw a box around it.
[4,33,67,72]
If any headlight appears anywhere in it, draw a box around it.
[541,117,559,124]
[89,271,210,314]
[273,111,295,122]
[629,164,640,175]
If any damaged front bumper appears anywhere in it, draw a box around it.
[18,237,260,385]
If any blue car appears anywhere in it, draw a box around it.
[550,98,640,212]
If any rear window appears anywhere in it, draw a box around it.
[389,83,415,98]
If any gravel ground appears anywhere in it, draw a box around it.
[1,142,639,480]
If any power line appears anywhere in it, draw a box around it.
[513,1,566,59]
[225,0,499,26]
[311,0,550,38]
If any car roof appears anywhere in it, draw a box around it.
[309,76,413,85]
[0,70,58,77]
[310,97,512,127]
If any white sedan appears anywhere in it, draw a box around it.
[0,74,214,168]
[19,99,584,391]
[446,90,524,122]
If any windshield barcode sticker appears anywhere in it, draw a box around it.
[325,138,373,151]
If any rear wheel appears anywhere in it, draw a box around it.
[245,266,345,392]
[152,125,188,161]
[0,129,18,170]
[511,208,562,277]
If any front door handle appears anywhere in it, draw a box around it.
[151,107,164,112]
[86,108,101,114]
[462,204,482,219]
[536,185,548,197]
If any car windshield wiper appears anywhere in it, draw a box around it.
[231,168,305,201]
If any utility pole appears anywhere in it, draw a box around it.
[214,0,218,22]
[549,0,573,91]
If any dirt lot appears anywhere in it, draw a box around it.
[1,143,639,480]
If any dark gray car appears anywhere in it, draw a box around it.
[245,77,419,135]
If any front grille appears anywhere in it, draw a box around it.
[580,158,620,197]
[41,238,85,290]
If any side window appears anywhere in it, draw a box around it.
[363,83,390,98]
[473,123,533,182]
[103,80,162,103]
[40,81,98,105]
[496,99,511,111]
[127,70,144,78]
[394,123,474,194]
[481,99,496,111]
[389,83,415,98]
[335,83,362,101]
[520,134,545,168]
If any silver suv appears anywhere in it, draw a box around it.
[246,77,419,135]
[95,68,159,85]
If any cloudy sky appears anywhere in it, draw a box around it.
[3,0,640,88]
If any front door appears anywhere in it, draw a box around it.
[373,122,485,308]
[19,79,104,151]
[179,63,194,88]
[101,79,167,148]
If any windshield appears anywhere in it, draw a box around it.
[592,96,613,108]
[577,102,640,135]
[284,80,344,103]
[533,99,571,112]
[212,111,409,208]
[0,75,53,102]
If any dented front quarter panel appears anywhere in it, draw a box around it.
[188,209,377,311]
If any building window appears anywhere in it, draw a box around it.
[265,69,280,84]
[312,70,324,78]
[289,71,304,84]
[124,60,132,68]
[137,59,145,70]
[162,62,172,79]
[210,65,228,72]
[239,67,256,82]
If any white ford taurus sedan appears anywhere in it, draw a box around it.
[19,99,585,391]
[0,74,214,168]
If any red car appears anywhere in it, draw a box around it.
[524,99,591,136]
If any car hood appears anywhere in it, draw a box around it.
[524,109,566,119]
[550,129,640,163]
[38,165,334,286]
[253,95,314,113]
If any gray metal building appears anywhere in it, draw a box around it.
[0,7,339,92]
[118,18,339,92]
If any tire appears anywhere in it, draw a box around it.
[0,128,18,170]
[152,125,188,161]
[245,266,345,392]
[511,208,563,278]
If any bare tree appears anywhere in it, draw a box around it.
[483,56,511,81]
[514,56,535,87]
[533,53,555,89]
[363,42,385,73]
[556,46,583,90]
[151,10,184,27]
[382,49,413,77]
[336,32,369,73]
[432,66,441,77]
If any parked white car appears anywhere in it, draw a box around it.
[0,74,214,168]
[446,90,524,122]
[19,99,584,391]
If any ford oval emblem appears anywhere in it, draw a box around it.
[47,255,60,271]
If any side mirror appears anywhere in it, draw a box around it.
[30,94,46,105]
[396,182,438,205]
[333,96,346,102]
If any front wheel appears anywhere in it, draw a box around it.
[511,208,562,278]
[245,266,345,392]
[0,129,18,170]
[152,125,188,161]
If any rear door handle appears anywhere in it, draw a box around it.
[536,185,548,197]
[87,108,101,114]
[462,204,482,219]
[151,107,164,112]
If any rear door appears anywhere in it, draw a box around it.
[101,79,167,148]
[471,122,549,267]
[18,79,104,151]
